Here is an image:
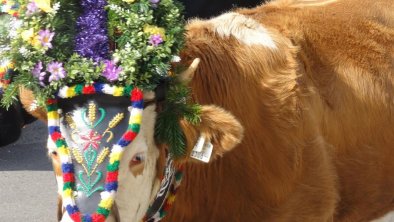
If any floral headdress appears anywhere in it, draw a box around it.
[0,0,200,158]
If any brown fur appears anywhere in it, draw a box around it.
[18,0,394,221]
[164,0,394,221]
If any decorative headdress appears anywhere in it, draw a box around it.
[0,0,199,221]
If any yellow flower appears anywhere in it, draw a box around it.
[21,29,41,48]
[34,0,53,13]
[21,28,35,42]
[143,25,166,40]
[122,0,136,2]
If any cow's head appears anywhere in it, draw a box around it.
[19,61,244,222]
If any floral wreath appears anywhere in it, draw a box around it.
[0,0,200,221]
[1,0,199,156]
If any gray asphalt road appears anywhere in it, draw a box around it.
[0,121,57,221]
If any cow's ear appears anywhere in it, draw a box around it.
[179,105,244,163]
[19,87,48,122]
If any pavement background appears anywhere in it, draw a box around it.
[0,120,57,221]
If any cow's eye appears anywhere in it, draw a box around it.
[129,152,146,176]
[130,153,145,166]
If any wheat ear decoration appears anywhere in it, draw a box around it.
[65,114,77,129]
[89,147,110,176]
[108,113,124,129]
[72,147,84,164]
[88,102,96,126]
[97,147,110,164]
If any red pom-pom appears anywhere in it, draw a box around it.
[47,99,57,105]
[51,132,62,141]
[106,171,119,183]
[92,213,106,222]
[163,202,172,211]
[63,173,75,183]
[131,88,143,101]
[123,131,137,141]
[83,85,95,95]
[70,212,81,222]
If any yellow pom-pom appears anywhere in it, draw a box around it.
[109,152,122,164]
[130,114,142,124]
[63,188,73,198]
[99,198,114,210]
[113,86,124,96]
[47,111,59,120]
[67,86,77,98]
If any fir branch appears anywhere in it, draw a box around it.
[155,81,201,158]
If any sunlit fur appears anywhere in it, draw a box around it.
[165,0,394,221]
[19,0,394,221]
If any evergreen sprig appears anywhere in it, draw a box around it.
[155,81,201,158]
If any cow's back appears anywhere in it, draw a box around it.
[243,2,394,220]
[166,1,394,221]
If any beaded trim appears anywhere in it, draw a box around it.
[47,83,144,222]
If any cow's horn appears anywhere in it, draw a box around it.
[178,58,200,84]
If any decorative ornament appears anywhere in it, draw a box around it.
[47,86,144,221]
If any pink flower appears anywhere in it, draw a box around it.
[149,34,163,46]
[102,60,122,82]
[80,130,103,150]
[38,29,55,48]
[26,2,38,15]
[47,61,66,82]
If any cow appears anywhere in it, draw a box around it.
[19,0,394,221]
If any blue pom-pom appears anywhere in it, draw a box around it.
[66,205,79,215]
[62,163,74,173]
[93,83,104,93]
[48,126,60,134]
[82,214,92,222]
[132,100,144,109]
[118,139,130,147]
[105,182,118,191]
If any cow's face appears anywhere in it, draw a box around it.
[23,61,244,222]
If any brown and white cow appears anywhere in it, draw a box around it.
[20,0,394,221]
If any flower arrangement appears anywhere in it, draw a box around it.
[0,0,185,106]
[1,0,200,159]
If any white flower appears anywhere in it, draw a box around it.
[52,3,61,14]
[19,47,30,57]
[29,100,39,112]
[171,56,181,63]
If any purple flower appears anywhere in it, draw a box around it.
[149,34,164,46]
[26,2,38,15]
[47,62,66,82]
[38,29,55,49]
[150,0,160,7]
[32,61,47,86]
[102,60,122,82]
[32,61,43,78]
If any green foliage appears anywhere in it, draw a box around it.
[155,81,201,158]
[1,0,185,106]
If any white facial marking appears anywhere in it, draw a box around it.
[115,105,161,222]
[210,12,277,49]
[371,211,394,222]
